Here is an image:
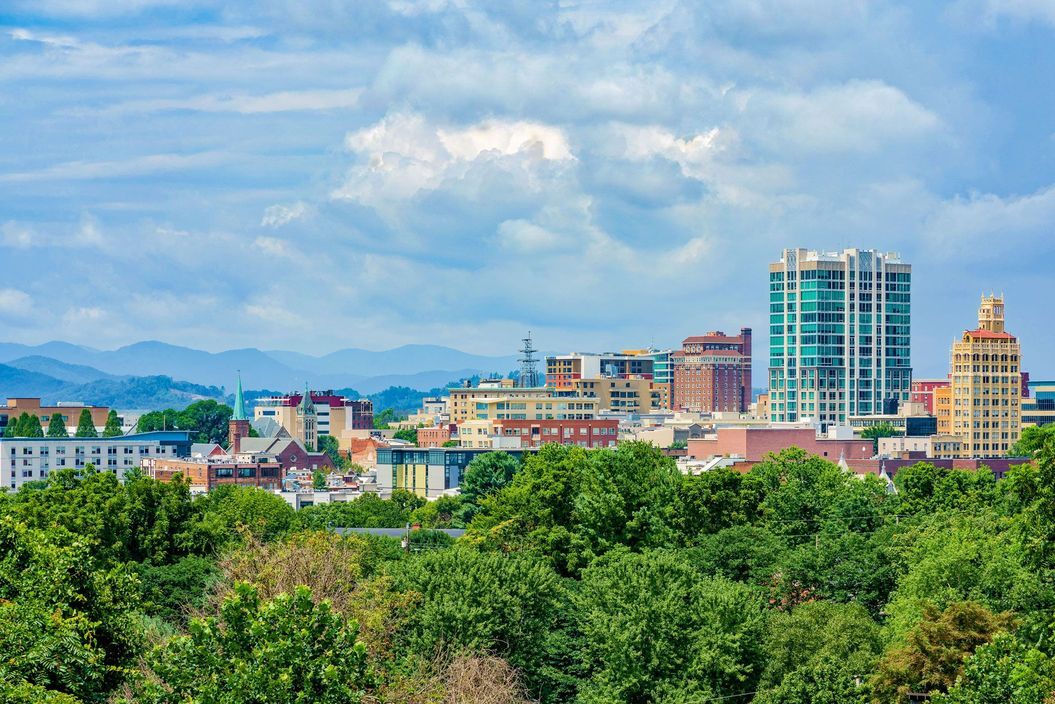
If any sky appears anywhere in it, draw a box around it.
[0,0,1053,378]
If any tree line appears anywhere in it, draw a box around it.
[2,424,1055,703]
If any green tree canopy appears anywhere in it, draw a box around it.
[861,421,900,452]
[127,582,370,704]
[75,408,97,438]
[45,412,68,438]
[575,549,766,703]
[102,410,122,437]
[935,632,1055,704]
[460,451,520,502]
[392,427,417,444]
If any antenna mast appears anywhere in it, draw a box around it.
[518,332,541,388]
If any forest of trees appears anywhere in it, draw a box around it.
[3,425,1055,703]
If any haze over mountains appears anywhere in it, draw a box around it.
[0,341,520,408]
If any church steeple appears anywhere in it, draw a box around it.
[232,371,247,421]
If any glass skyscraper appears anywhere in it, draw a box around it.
[768,248,911,425]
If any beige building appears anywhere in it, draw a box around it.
[941,295,1022,457]
[466,396,598,423]
[448,386,556,423]
[568,377,661,414]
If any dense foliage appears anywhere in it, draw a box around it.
[3,436,1055,703]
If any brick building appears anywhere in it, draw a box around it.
[686,426,874,463]
[671,329,752,413]
[147,457,283,491]
[910,379,950,416]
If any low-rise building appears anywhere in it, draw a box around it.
[375,446,530,498]
[1,397,112,435]
[2,430,192,491]
[686,426,875,464]
[147,457,283,492]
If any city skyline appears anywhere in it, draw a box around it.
[1,2,1053,379]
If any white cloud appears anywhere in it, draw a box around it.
[333,113,575,204]
[0,152,230,182]
[0,222,35,248]
[746,80,942,153]
[0,288,33,316]
[924,183,1055,251]
[252,236,301,259]
[94,88,362,116]
[495,219,566,252]
[261,201,310,228]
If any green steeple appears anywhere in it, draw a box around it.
[232,372,247,421]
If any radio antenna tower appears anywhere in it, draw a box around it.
[518,332,541,388]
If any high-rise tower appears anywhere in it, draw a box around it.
[943,295,1021,456]
[768,248,912,426]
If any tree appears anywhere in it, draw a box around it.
[12,412,44,438]
[460,451,520,502]
[861,422,899,452]
[759,601,883,691]
[313,470,327,491]
[179,399,233,445]
[127,582,371,704]
[576,549,766,703]
[373,408,398,429]
[74,409,97,438]
[317,434,346,469]
[1008,424,1055,458]
[441,439,459,447]
[871,601,1015,703]
[102,410,122,437]
[393,428,418,444]
[936,632,1055,704]
[45,412,68,438]
[392,547,571,702]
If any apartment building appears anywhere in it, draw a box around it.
[448,386,566,423]
[566,377,661,414]
[545,352,654,389]
[910,379,950,416]
[768,248,912,425]
[1,430,192,491]
[457,418,619,450]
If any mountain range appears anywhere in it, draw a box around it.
[0,341,519,392]
[0,341,521,409]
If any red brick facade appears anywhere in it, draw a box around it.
[491,418,619,448]
[910,379,950,416]
[672,329,752,413]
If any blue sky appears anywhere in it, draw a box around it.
[0,1,1053,378]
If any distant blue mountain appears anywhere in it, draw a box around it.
[5,355,114,384]
[0,340,518,391]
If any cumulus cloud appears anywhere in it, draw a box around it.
[333,113,575,204]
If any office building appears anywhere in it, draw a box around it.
[1023,379,1055,428]
[943,295,1022,456]
[376,446,529,498]
[768,248,912,425]
[671,330,752,413]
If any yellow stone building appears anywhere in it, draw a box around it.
[943,295,1022,457]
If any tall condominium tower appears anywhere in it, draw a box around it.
[942,295,1021,457]
[768,248,912,425]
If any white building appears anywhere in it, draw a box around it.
[1,431,192,491]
